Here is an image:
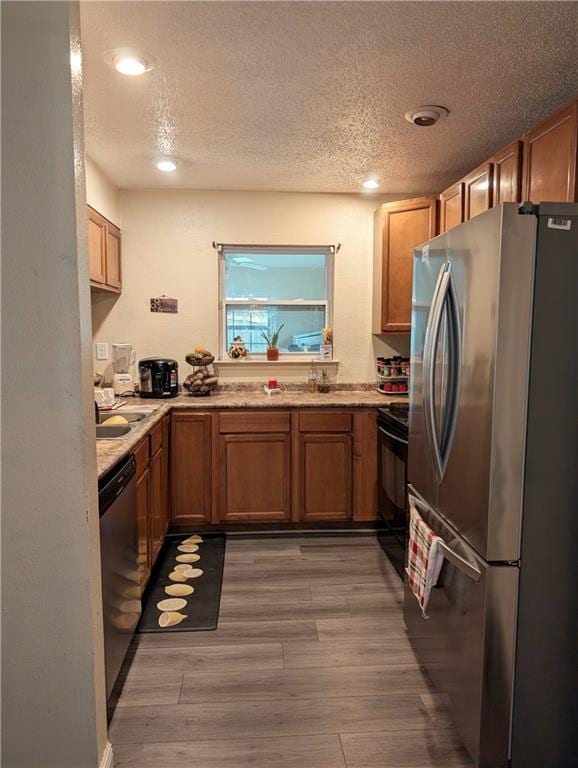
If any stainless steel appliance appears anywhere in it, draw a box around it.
[99,455,140,698]
[405,203,578,768]
[138,357,178,398]
[377,404,408,577]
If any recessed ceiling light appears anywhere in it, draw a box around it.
[104,48,155,76]
[404,106,449,127]
[362,178,381,190]
[115,56,147,76]
[156,159,177,173]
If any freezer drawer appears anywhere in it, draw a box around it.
[404,487,518,768]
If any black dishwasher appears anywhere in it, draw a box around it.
[99,454,140,698]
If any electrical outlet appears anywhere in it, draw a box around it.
[95,342,109,361]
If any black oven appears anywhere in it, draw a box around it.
[377,404,408,577]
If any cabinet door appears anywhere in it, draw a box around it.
[161,415,171,533]
[439,182,464,233]
[105,222,122,290]
[87,206,106,284]
[379,197,437,332]
[149,447,163,566]
[464,163,493,220]
[220,433,291,522]
[492,140,522,205]
[136,466,151,591]
[171,413,212,526]
[523,100,578,203]
[297,433,352,521]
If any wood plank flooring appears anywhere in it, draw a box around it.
[110,535,473,768]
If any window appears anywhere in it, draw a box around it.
[219,245,333,357]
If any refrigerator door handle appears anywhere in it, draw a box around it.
[423,263,447,479]
[438,541,481,583]
[408,488,482,583]
[439,265,462,477]
[424,263,450,480]
[424,261,462,481]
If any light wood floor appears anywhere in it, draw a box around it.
[110,535,473,768]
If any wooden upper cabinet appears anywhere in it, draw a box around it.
[463,163,493,220]
[219,433,291,522]
[105,222,122,289]
[492,140,522,205]
[439,182,464,233]
[523,100,578,203]
[374,196,437,333]
[171,412,212,526]
[87,205,122,292]
[88,208,106,284]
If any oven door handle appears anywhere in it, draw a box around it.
[378,424,408,446]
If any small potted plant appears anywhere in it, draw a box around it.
[261,324,285,361]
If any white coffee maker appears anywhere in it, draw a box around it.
[112,343,136,396]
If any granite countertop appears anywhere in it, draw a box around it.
[96,390,408,479]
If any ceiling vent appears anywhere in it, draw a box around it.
[404,106,449,127]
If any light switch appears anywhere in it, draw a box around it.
[96,342,109,361]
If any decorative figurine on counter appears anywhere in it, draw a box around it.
[228,336,248,360]
[183,347,218,396]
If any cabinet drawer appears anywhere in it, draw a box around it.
[219,411,291,434]
[150,421,163,455]
[134,437,150,479]
[298,411,352,433]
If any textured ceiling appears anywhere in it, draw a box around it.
[80,1,578,194]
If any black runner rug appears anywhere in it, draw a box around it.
[137,533,226,632]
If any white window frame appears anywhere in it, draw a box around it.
[218,245,334,359]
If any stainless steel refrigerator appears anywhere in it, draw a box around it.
[404,203,578,768]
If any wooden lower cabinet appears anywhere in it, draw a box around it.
[296,433,352,521]
[169,408,378,526]
[161,415,171,526]
[149,446,164,564]
[171,412,212,526]
[136,465,151,591]
[219,433,291,522]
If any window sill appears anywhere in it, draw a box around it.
[215,358,339,367]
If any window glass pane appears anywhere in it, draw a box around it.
[225,251,327,301]
[226,304,326,353]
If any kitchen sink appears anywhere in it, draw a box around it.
[100,411,151,424]
[96,407,157,439]
[96,424,132,439]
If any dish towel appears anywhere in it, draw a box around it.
[405,505,445,618]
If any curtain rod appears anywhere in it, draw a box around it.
[212,242,342,254]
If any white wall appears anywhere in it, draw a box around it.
[2,4,108,766]
[92,189,410,383]
[85,154,120,226]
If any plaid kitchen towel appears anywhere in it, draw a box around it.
[405,505,445,618]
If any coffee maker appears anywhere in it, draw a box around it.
[112,343,136,396]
